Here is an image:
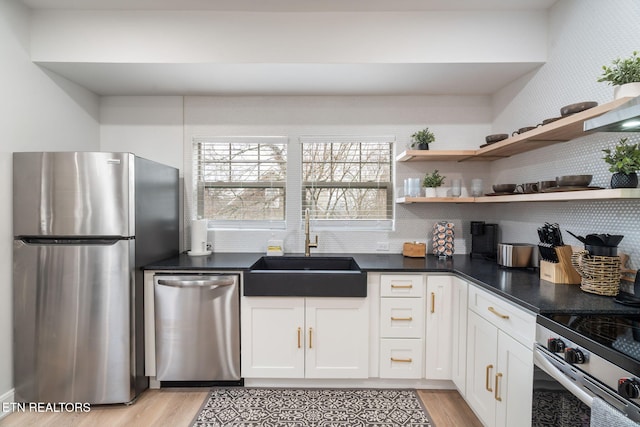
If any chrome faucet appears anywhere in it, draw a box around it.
[304,208,318,256]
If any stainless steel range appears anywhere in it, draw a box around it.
[534,314,640,425]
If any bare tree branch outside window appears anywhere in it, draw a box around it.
[301,138,394,222]
[193,138,287,224]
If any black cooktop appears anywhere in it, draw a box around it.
[539,313,640,375]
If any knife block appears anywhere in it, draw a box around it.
[540,246,581,284]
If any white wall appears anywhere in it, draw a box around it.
[30,10,547,64]
[487,0,640,271]
[99,94,494,253]
[0,0,100,408]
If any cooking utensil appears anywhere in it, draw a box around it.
[596,234,624,247]
[585,244,618,256]
[512,126,536,136]
[492,183,517,193]
[566,230,587,244]
[584,233,623,247]
[485,133,509,143]
[556,175,592,187]
[538,243,558,262]
[560,101,598,116]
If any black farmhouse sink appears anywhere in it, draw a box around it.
[244,256,367,297]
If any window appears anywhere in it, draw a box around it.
[192,136,287,229]
[301,135,395,230]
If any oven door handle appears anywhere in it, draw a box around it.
[533,347,594,407]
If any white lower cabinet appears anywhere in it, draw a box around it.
[451,277,468,395]
[379,338,424,378]
[379,274,425,379]
[241,296,369,379]
[425,276,454,380]
[466,295,534,427]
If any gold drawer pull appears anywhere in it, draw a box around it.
[297,327,301,349]
[495,373,503,402]
[391,357,413,363]
[391,284,413,289]
[488,306,510,319]
[309,327,313,349]
[485,364,493,392]
[391,316,413,321]
[431,292,435,313]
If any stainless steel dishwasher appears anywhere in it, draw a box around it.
[154,274,240,382]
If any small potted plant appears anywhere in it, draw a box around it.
[597,51,640,99]
[411,127,436,150]
[602,137,640,188]
[423,169,445,197]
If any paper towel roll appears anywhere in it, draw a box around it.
[191,219,209,253]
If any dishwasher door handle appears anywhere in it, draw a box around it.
[157,278,235,288]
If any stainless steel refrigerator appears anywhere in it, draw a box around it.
[13,152,179,404]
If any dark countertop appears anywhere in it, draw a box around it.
[145,252,640,315]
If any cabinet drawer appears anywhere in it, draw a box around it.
[380,298,425,338]
[468,285,535,347]
[380,274,424,297]
[379,339,424,379]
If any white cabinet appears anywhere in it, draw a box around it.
[451,276,468,395]
[466,286,535,427]
[379,274,425,379]
[241,297,369,379]
[305,298,370,379]
[425,275,454,380]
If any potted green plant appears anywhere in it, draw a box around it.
[597,51,640,99]
[423,169,445,197]
[602,137,640,188]
[411,127,436,150]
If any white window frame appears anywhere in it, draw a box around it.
[299,135,395,231]
[189,136,288,230]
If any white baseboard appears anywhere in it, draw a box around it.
[0,388,15,420]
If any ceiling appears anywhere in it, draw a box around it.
[23,0,557,96]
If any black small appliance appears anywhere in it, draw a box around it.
[470,221,498,259]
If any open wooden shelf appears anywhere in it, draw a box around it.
[396,97,633,163]
[396,196,476,204]
[396,188,640,204]
[395,150,477,162]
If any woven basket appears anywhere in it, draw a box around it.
[570,250,621,296]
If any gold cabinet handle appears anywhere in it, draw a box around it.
[485,364,494,392]
[391,284,413,289]
[391,357,413,363]
[488,306,510,319]
[391,316,413,321]
[308,327,313,349]
[297,327,301,349]
[495,373,503,401]
[431,292,435,313]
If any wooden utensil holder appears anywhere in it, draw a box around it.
[403,242,426,258]
[540,245,581,284]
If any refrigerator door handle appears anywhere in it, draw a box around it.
[156,278,235,288]
[17,237,123,245]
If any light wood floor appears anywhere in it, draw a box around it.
[0,388,482,427]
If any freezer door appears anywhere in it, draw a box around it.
[13,152,134,237]
[13,238,137,404]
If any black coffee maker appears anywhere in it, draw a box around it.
[470,221,498,259]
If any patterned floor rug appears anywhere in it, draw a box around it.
[191,387,433,426]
